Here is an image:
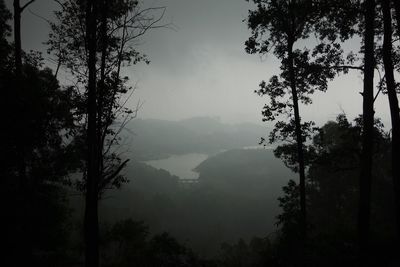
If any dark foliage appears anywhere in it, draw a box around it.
[1,2,77,265]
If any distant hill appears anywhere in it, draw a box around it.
[122,117,268,160]
[196,148,294,198]
[99,148,294,257]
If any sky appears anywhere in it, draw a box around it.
[6,0,392,127]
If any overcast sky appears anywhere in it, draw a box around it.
[6,0,392,127]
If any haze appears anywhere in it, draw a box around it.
[3,0,399,266]
[7,0,391,125]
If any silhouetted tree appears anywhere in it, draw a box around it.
[381,0,400,240]
[48,0,166,194]
[47,1,167,265]
[245,0,344,247]
[1,2,80,266]
[11,2,37,262]
[274,114,396,266]
[13,0,36,76]
[83,0,100,265]
[1,5,77,264]
[275,179,305,265]
[1,60,77,266]
[312,0,385,261]
[358,0,376,261]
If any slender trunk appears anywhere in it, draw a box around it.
[358,0,375,262]
[13,1,30,264]
[13,0,24,182]
[84,0,99,266]
[288,40,307,241]
[382,0,400,241]
[55,57,61,78]
[98,0,108,182]
[13,0,22,76]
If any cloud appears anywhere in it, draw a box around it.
[14,0,391,126]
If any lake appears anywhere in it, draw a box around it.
[144,153,208,179]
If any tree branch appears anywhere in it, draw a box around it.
[99,159,130,192]
[21,0,35,12]
[328,65,364,71]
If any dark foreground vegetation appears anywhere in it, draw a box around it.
[1,0,400,266]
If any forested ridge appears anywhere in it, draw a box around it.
[1,0,400,266]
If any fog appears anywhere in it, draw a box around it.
[3,0,399,266]
[7,0,391,125]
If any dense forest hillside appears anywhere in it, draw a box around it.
[98,148,292,257]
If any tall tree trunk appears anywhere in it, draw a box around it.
[13,0,22,76]
[288,40,307,242]
[382,0,400,240]
[358,0,375,262]
[84,0,99,266]
[98,0,108,182]
[13,1,30,265]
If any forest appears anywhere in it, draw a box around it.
[1,0,400,266]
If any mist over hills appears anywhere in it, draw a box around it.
[100,148,293,257]
[124,117,268,160]
[71,117,290,257]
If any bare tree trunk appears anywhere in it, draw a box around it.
[358,0,375,263]
[288,40,307,242]
[12,1,35,264]
[382,0,400,241]
[13,1,29,265]
[84,0,99,266]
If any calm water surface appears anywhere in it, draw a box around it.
[144,153,208,179]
